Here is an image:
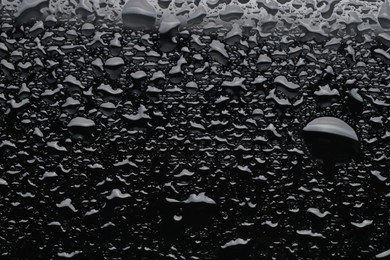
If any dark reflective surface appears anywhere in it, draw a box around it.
[1,1,390,259]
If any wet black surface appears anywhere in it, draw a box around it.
[1,1,390,259]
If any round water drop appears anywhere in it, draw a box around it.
[67,117,95,128]
[81,23,95,36]
[67,117,96,139]
[303,117,359,168]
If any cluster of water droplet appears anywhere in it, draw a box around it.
[0,0,390,259]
